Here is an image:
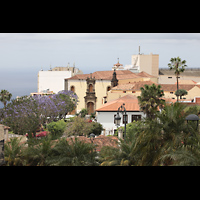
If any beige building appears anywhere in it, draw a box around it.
[107,79,200,103]
[159,68,200,84]
[130,53,159,77]
[65,70,157,114]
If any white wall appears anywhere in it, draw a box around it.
[96,111,145,135]
[38,71,71,93]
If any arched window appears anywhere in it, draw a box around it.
[71,86,75,93]
[89,84,93,93]
[107,86,111,92]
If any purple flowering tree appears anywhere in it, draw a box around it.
[0,90,78,137]
[51,90,78,120]
[1,96,40,137]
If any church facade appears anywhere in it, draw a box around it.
[65,68,157,114]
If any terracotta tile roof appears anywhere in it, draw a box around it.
[175,80,197,85]
[137,71,156,78]
[96,94,140,112]
[112,81,157,91]
[66,70,153,81]
[66,135,118,152]
[160,84,196,91]
[0,124,10,129]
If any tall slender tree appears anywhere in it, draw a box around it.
[0,90,12,108]
[168,57,187,102]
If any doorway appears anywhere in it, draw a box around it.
[87,102,94,115]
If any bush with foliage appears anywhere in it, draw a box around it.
[47,120,66,139]
[65,116,92,137]
[89,122,103,136]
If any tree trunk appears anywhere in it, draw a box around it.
[176,75,179,102]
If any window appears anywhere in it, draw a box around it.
[70,86,75,92]
[89,84,93,93]
[170,92,173,94]
[123,115,128,124]
[168,77,172,79]
[107,86,111,92]
[132,115,141,122]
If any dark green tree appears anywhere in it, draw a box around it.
[137,84,165,120]
[168,57,187,102]
[0,89,12,108]
[175,89,188,99]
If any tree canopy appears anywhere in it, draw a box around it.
[137,84,165,119]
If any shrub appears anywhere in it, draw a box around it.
[89,122,103,136]
[65,116,92,137]
[47,120,66,139]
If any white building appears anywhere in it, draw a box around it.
[38,66,83,94]
[38,71,72,94]
[96,95,145,135]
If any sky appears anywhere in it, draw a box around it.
[0,33,200,106]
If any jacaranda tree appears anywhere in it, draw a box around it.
[0,90,78,137]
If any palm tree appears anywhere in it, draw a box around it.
[168,57,187,102]
[0,89,12,108]
[46,138,98,166]
[137,84,165,120]
[4,137,24,166]
[22,137,53,166]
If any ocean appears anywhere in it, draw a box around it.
[0,69,38,108]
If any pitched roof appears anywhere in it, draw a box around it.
[96,94,140,112]
[137,71,156,78]
[112,81,157,91]
[160,84,198,91]
[175,80,197,85]
[66,70,154,81]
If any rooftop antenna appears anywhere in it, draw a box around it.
[139,46,140,55]
[41,67,43,71]
[50,64,52,71]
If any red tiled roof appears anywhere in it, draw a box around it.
[96,94,140,112]
[112,80,157,91]
[112,81,200,92]
[160,84,198,91]
[66,70,154,81]
[137,71,156,78]
[0,124,10,129]
[66,135,118,152]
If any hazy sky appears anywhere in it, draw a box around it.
[0,33,200,104]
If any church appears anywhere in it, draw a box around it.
[65,61,157,114]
